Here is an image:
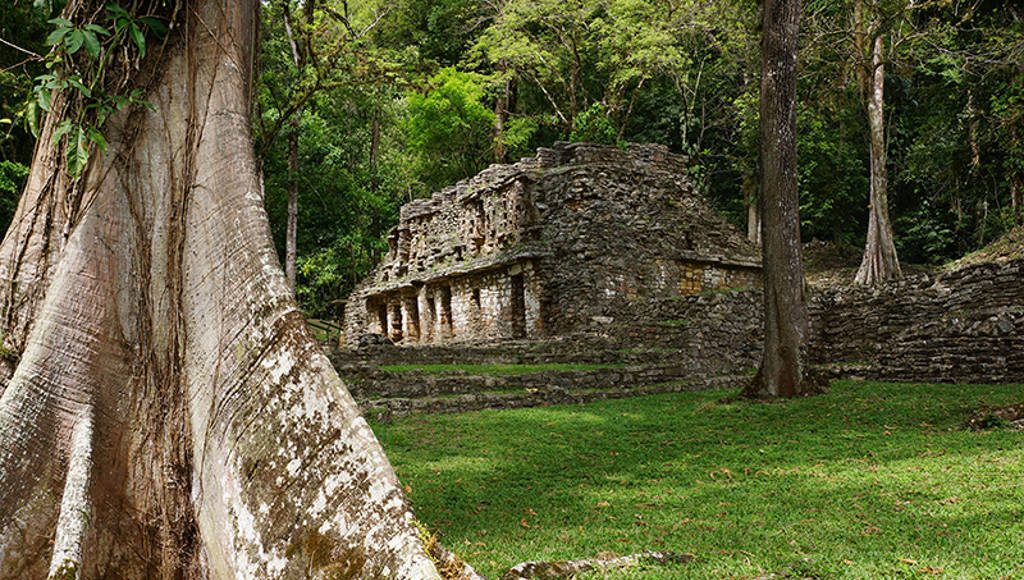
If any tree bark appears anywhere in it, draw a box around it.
[743,0,824,399]
[494,63,510,163]
[282,2,304,289]
[746,179,762,245]
[967,89,981,170]
[1010,124,1023,226]
[286,119,299,288]
[0,2,459,577]
[854,23,902,285]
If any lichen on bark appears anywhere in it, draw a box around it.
[0,1,450,577]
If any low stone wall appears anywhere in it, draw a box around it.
[338,363,708,401]
[328,258,1022,419]
[809,259,1024,383]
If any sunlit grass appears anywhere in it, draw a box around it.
[373,381,1024,578]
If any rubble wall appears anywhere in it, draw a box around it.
[809,259,1024,383]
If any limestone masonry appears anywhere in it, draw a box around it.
[343,142,762,346]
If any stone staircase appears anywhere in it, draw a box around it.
[329,338,751,421]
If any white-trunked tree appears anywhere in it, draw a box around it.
[0,1,468,577]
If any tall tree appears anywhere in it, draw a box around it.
[0,2,465,576]
[281,0,311,288]
[744,0,824,398]
[852,0,902,285]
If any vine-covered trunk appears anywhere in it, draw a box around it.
[743,0,823,399]
[0,2,452,577]
[854,32,902,285]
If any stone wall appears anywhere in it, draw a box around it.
[357,260,543,345]
[809,259,1024,383]
[328,258,1021,418]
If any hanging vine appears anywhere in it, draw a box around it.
[28,2,174,177]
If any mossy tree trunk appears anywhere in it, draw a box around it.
[0,2,457,577]
[744,0,824,399]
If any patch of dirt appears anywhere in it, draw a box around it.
[966,402,1024,431]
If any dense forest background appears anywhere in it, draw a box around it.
[1,0,1022,315]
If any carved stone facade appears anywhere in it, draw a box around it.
[343,142,761,346]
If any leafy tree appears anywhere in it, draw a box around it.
[404,67,496,192]
[568,102,618,144]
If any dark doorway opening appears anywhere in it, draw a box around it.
[407,298,420,342]
[440,286,453,337]
[510,274,526,338]
[372,301,387,335]
[390,303,403,342]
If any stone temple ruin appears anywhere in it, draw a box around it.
[333,143,1023,419]
[343,142,762,346]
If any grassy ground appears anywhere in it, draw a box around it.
[378,362,626,375]
[372,381,1024,579]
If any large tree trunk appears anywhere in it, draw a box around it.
[0,2,455,577]
[743,0,823,399]
[854,30,902,285]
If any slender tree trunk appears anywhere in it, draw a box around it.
[967,89,981,170]
[854,32,902,285]
[1013,178,1023,226]
[0,2,463,577]
[1011,124,1023,226]
[494,63,509,163]
[741,70,761,245]
[746,180,762,244]
[282,2,305,289]
[743,0,824,399]
[370,108,381,193]
[286,118,299,288]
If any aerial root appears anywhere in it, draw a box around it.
[499,551,693,579]
[47,408,95,580]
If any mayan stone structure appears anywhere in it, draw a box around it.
[342,142,761,346]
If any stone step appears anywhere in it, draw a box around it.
[340,363,715,400]
[358,374,748,421]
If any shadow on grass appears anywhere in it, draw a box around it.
[372,381,1024,578]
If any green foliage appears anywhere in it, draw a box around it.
[375,381,1024,578]
[895,200,956,264]
[295,233,388,318]
[796,104,868,245]
[0,161,28,231]
[404,68,495,192]
[31,4,164,177]
[568,102,618,145]
[5,0,1024,310]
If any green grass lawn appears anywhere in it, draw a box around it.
[371,381,1024,578]
[378,362,626,375]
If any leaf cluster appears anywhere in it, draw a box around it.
[29,3,167,177]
